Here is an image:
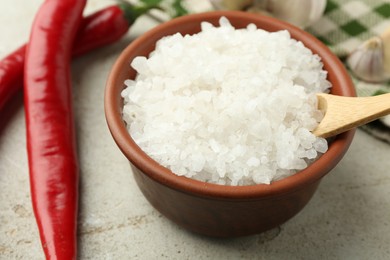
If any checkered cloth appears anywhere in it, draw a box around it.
[307,0,390,143]
[309,0,390,58]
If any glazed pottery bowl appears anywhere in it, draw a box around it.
[105,11,355,237]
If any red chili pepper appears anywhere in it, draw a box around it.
[24,0,86,259]
[0,2,140,111]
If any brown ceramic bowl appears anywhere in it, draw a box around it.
[105,11,355,237]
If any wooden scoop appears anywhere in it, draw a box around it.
[312,93,390,138]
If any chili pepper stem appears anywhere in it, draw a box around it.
[118,0,164,24]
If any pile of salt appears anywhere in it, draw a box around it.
[121,17,330,185]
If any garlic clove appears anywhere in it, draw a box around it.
[210,0,254,10]
[346,36,390,83]
[255,0,327,28]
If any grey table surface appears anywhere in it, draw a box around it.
[1,1,390,259]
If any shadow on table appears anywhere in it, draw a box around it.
[0,90,23,136]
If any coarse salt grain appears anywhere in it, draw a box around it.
[121,17,331,186]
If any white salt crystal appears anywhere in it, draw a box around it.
[121,17,330,186]
[191,154,206,172]
[247,157,260,167]
[131,57,148,74]
[260,156,269,164]
[247,23,257,31]
[305,148,318,159]
[313,138,328,153]
[219,16,232,27]
[201,21,213,31]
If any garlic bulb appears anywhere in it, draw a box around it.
[346,28,390,83]
[346,37,389,83]
[209,0,253,10]
[253,0,327,28]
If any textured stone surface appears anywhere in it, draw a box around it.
[0,1,389,259]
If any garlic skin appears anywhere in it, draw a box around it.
[254,0,327,28]
[346,36,390,83]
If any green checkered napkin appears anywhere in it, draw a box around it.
[307,0,390,143]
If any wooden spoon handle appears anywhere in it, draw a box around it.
[312,93,390,138]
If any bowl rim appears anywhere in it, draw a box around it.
[105,11,356,200]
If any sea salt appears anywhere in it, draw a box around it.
[121,17,331,186]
